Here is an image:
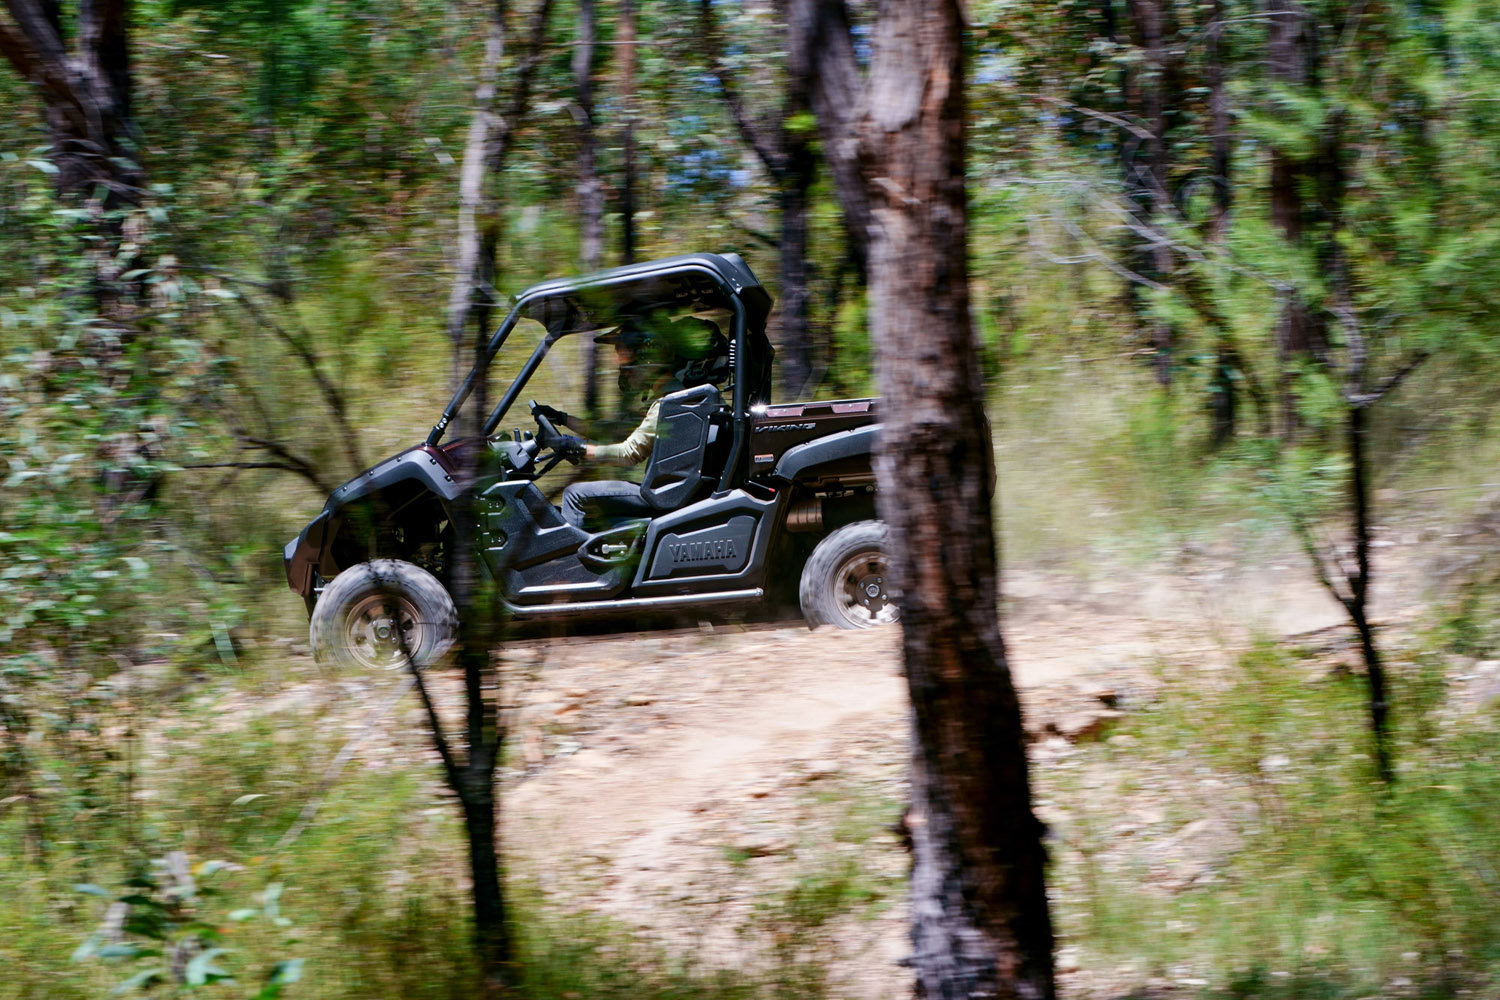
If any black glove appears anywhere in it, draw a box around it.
[533,403,571,428]
[555,433,586,462]
[539,422,587,462]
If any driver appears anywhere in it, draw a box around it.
[537,316,703,529]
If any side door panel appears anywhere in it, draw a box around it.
[631,489,782,595]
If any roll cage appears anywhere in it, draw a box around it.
[425,252,775,494]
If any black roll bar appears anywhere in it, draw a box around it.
[427,264,752,493]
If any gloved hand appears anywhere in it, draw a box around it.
[554,433,587,463]
[538,421,586,463]
[533,403,571,428]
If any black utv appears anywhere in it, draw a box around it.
[283,253,897,669]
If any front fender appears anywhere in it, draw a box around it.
[283,444,465,599]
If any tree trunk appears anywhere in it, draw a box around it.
[1,0,141,204]
[1206,0,1237,444]
[617,0,637,265]
[1124,0,1175,385]
[1208,0,1231,243]
[1346,402,1392,783]
[1266,0,1323,438]
[699,0,819,399]
[1,0,144,316]
[863,2,1056,996]
[575,0,602,415]
[787,0,870,280]
[433,1,553,991]
[779,138,814,398]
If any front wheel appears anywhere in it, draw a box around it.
[799,521,901,630]
[309,559,458,670]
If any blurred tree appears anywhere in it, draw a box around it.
[0,0,144,317]
[575,0,603,414]
[794,0,1059,995]
[617,0,638,264]
[430,0,554,992]
[699,0,818,396]
[0,0,140,205]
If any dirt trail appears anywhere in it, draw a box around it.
[476,554,1397,993]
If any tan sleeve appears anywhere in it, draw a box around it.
[592,400,660,467]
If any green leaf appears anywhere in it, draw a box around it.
[184,947,231,986]
[111,967,165,994]
[71,933,101,962]
[267,959,302,984]
[252,959,304,999]
[227,908,259,922]
[73,883,111,897]
[26,159,58,175]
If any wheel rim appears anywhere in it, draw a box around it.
[832,548,901,628]
[343,593,429,670]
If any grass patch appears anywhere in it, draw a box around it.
[1045,637,1500,998]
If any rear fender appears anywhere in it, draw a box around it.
[772,423,880,489]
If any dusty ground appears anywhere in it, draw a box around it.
[237,535,1442,998]
[476,554,1419,997]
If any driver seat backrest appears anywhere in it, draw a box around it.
[638,384,725,511]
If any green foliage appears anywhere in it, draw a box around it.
[72,854,303,997]
[1049,639,1500,996]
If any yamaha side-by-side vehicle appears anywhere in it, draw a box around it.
[284,253,898,669]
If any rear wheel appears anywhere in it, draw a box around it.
[309,559,458,670]
[799,520,901,629]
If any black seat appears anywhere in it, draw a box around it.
[637,384,725,511]
[565,385,726,533]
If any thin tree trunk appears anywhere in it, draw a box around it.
[1131,0,1174,384]
[700,0,818,398]
[618,0,637,265]
[575,0,602,415]
[1347,401,1392,783]
[435,1,553,990]
[863,2,1056,996]
[779,140,814,398]
[1208,0,1231,243]
[1206,0,1237,444]
[446,6,507,350]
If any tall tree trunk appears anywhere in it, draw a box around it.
[617,0,637,265]
[1208,0,1231,244]
[1125,0,1175,385]
[863,2,1056,996]
[575,0,602,415]
[1206,0,1238,444]
[699,0,819,398]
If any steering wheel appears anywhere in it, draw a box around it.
[527,400,580,472]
